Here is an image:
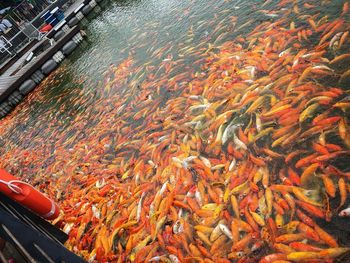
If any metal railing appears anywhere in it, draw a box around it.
[2,0,53,37]
[0,0,54,67]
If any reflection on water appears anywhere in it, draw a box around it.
[1,0,350,261]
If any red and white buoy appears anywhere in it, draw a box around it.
[0,169,59,220]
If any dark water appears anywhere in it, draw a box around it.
[1,0,350,261]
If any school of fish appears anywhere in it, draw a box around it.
[0,0,350,262]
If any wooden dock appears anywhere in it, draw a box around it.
[0,0,106,116]
[0,0,93,104]
[0,25,80,103]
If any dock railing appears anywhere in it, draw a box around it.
[0,0,55,67]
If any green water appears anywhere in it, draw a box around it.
[0,0,345,163]
[2,0,344,140]
[2,0,257,146]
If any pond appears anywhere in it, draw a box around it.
[0,0,350,261]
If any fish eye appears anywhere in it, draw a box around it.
[237,252,244,257]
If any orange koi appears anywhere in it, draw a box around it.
[314,224,338,247]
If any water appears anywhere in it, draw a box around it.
[1,0,350,261]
